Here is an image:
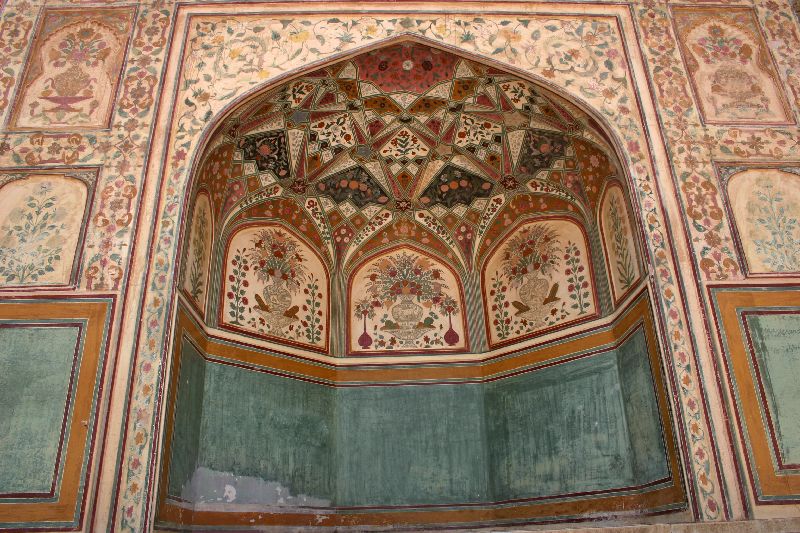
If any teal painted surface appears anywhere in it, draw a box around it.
[0,325,80,494]
[168,327,670,507]
[486,350,634,499]
[617,330,669,483]
[167,339,206,497]
[335,384,488,505]
[197,359,335,503]
[746,313,800,465]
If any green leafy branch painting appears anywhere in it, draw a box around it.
[0,184,66,284]
[750,183,800,272]
[187,209,209,300]
[609,195,636,290]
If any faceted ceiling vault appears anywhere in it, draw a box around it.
[183,39,640,357]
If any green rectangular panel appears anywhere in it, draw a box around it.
[167,339,207,497]
[617,329,669,484]
[746,313,800,466]
[197,361,335,504]
[184,328,670,508]
[334,384,488,506]
[486,350,635,499]
[0,325,81,494]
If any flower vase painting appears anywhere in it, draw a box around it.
[672,7,792,124]
[9,9,135,130]
[482,218,597,348]
[349,248,467,355]
[220,225,329,352]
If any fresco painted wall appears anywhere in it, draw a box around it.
[158,294,683,527]
[219,224,330,352]
[180,193,212,315]
[0,0,799,531]
[0,173,90,287]
[7,8,135,130]
[482,217,598,348]
[599,182,642,303]
[724,167,800,275]
[348,246,468,354]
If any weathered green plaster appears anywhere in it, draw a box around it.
[486,350,634,499]
[197,357,335,503]
[0,325,81,494]
[335,384,488,505]
[746,313,800,466]
[617,330,669,483]
[167,339,206,497]
[167,328,670,507]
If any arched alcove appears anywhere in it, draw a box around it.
[157,38,686,529]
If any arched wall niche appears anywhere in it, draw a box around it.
[480,214,600,349]
[159,36,686,530]
[215,221,331,353]
[175,36,644,358]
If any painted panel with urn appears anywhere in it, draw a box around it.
[482,218,597,348]
[220,224,329,352]
[348,247,467,355]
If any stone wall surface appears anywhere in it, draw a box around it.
[0,0,799,531]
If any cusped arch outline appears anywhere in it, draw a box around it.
[215,220,332,354]
[156,31,689,532]
[346,243,470,356]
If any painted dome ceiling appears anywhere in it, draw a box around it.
[185,40,641,357]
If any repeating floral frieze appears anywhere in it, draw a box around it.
[80,8,171,289]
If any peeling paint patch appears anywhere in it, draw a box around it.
[181,467,331,507]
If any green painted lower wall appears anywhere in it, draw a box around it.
[335,384,488,506]
[618,329,669,483]
[196,358,335,504]
[0,325,81,494]
[166,328,670,507]
[486,351,634,499]
[746,313,800,466]
[167,339,207,497]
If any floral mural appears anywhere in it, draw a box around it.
[672,7,793,124]
[600,184,641,302]
[220,225,329,351]
[0,174,87,286]
[181,194,212,314]
[726,168,800,275]
[8,8,135,130]
[10,0,800,525]
[483,218,596,347]
[349,248,466,354]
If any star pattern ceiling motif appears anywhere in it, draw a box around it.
[199,41,620,270]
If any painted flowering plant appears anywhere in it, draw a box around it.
[246,228,307,290]
[365,252,446,302]
[54,26,111,68]
[436,294,459,317]
[501,224,560,286]
[692,25,751,65]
